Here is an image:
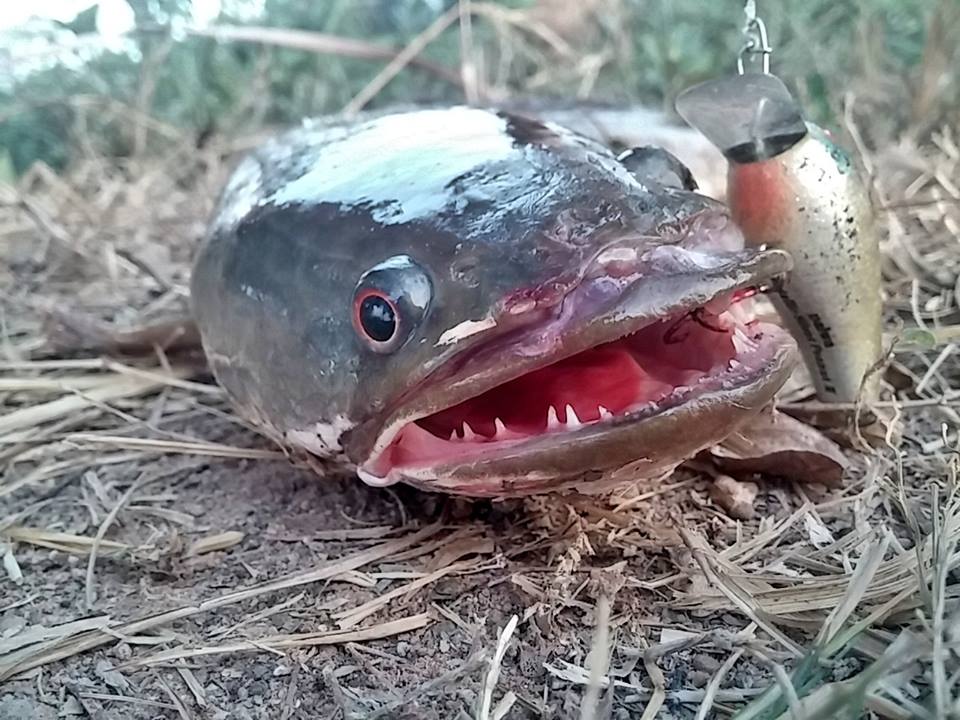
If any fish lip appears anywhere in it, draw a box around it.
[380,329,798,496]
[352,237,794,485]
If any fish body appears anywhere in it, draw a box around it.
[677,74,883,404]
[516,103,728,198]
[190,106,796,496]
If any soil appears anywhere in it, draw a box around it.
[2,107,958,720]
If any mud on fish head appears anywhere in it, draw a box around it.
[190,107,798,496]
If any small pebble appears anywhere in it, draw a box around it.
[689,670,711,688]
[110,642,132,661]
[831,657,860,681]
[0,614,25,638]
[692,654,720,673]
[58,696,84,717]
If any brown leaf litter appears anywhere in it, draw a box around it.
[2,105,960,718]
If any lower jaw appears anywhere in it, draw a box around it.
[358,332,797,497]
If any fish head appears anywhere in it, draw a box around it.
[191,107,798,496]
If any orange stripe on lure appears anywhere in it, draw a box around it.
[676,73,882,405]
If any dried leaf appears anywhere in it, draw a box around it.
[776,359,816,403]
[94,659,130,692]
[427,534,494,571]
[2,547,23,585]
[709,409,848,487]
[709,475,758,520]
[658,628,700,644]
[803,513,835,548]
[58,696,84,717]
[898,326,939,351]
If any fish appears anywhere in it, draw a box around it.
[510,102,729,198]
[189,106,798,497]
[675,73,883,405]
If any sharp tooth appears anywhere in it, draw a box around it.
[493,417,507,437]
[547,405,561,430]
[448,428,458,442]
[462,421,477,441]
[732,328,754,354]
[565,404,582,428]
[598,405,613,420]
[729,359,743,370]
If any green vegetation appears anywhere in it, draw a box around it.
[1,0,954,175]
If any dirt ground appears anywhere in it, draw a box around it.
[2,107,959,719]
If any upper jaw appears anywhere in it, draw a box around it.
[382,333,797,497]
[348,237,793,479]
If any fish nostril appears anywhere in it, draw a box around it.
[674,211,745,254]
[452,258,481,287]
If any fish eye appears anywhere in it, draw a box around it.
[356,291,398,344]
[617,146,698,191]
[352,255,432,354]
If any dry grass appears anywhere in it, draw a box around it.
[2,128,959,719]
[2,8,960,717]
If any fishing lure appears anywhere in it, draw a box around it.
[674,15,881,406]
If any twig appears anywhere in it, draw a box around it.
[85,469,168,608]
[184,25,463,87]
[580,595,611,720]
[322,663,353,717]
[369,650,488,719]
[0,524,442,680]
[343,5,462,116]
[478,614,518,720]
[334,560,477,630]
[128,613,433,667]
[694,649,745,720]
[65,434,284,461]
[639,641,666,720]
[14,193,93,265]
[459,0,480,104]
[279,662,301,720]
[679,528,804,658]
[155,672,193,720]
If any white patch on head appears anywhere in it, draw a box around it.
[436,316,497,346]
[285,414,356,458]
[214,155,263,231]
[258,108,517,225]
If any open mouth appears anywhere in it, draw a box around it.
[359,276,792,485]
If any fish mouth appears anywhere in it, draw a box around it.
[356,220,798,494]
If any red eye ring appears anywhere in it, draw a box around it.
[353,289,400,351]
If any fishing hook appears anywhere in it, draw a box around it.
[737,0,772,74]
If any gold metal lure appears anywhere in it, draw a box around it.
[676,73,882,404]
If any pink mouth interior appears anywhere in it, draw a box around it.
[367,291,764,477]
